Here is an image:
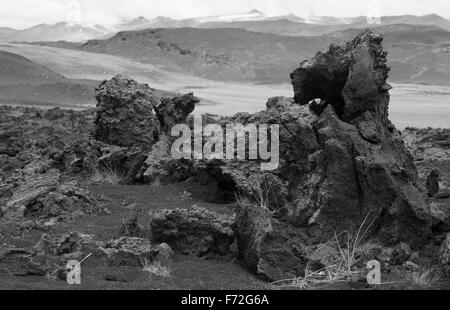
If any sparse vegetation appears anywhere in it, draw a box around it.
[236,177,287,217]
[406,267,444,288]
[270,211,377,290]
[92,165,123,185]
[141,258,172,278]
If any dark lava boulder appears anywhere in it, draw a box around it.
[235,202,310,281]
[92,75,197,183]
[227,30,432,281]
[291,30,392,125]
[94,74,161,151]
[155,93,199,133]
[208,30,432,279]
[232,30,431,247]
[145,29,432,247]
[427,169,440,197]
[403,128,450,234]
[150,206,236,258]
[403,127,450,194]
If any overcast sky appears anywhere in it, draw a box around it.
[1,0,449,29]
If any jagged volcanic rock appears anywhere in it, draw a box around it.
[1,160,99,223]
[155,93,199,133]
[235,202,310,281]
[403,128,450,235]
[92,75,197,183]
[94,74,161,151]
[403,127,450,193]
[291,30,392,124]
[237,30,431,246]
[146,30,432,281]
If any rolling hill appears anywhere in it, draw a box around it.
[76,28,331,84]
[0,51,97,107]
[63,25,450,86]
[0,27,17,42]
[0,43,296,114]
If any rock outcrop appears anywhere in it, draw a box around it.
[94,75,161,151]
[404,128,450,192]
[0,106,94,179]
[255,31,430,242]
[235,202,310,281]
[140,30,433,280]
[91,75,198,184]
[403,128,450,236]
[0,106,103,229]
[155,93,198,133]
[1,160,99,224]
[291,31,392,126]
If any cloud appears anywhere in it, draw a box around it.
[66,0,82,23]
[0,0,448,29]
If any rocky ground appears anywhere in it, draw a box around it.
[0,30,449,290]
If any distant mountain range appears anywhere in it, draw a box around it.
[30,23,449,86]
[116,11,450,37]
[0,51,96,107]
[0,22,109,43]
[1,11,450,42]
[1,10,450,88]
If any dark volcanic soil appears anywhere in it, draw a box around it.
[0,182,267,290]
[0,182,446,290]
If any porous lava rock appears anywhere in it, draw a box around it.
[92,75,197,183]
[94,74,161,151]
[1,160,98,223]
[155,93,198,133]
[150,206,236,258]
[181,30,432,280]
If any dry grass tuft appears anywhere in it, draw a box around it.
[92,165,123,185]
[140,258,172,278]
[235,178,286,217]
[406,267,444,288]
[270,210,377,290]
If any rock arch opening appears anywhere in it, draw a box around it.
[291,63,349,118]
